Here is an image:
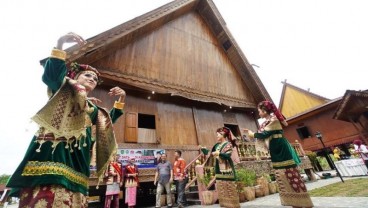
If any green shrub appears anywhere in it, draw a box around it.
[236,168,256,187]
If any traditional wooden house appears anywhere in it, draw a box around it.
[55,0,272,201]
[280,82,368,170]
[38,1,319,205]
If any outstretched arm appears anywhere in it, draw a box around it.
[56,32,86,50]
[109,87,126,123]
[42,33,86,93]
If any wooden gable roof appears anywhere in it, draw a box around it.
[333,90,368,122]
[279,82,330,118]
[286,97,341,124]
[59,0,270,108]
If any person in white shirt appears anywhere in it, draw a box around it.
[353,139,368,170]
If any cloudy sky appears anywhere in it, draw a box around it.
[0,0,367,174]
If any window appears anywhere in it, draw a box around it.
[125,113,157,143]
[138,114,156,129]
[138,114,156,143]
[296,126,311,139]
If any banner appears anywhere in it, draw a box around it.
[117,148,165,168]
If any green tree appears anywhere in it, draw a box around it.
[0,174,11,184]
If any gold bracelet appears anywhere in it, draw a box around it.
[50,49,67,61]
[113,101,125,110]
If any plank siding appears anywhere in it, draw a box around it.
[156,102,198,145]
[284,109,362,151]
[193,107,224,148]
[92,11,255,108]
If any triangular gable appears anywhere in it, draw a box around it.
[55,0,271,108]
[279,82,330,118]
[91,11,256,108]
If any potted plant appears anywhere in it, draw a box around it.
[239,168,256,201]
[262,173,271,195]
[198,173,214,205]
[235,169,247,202]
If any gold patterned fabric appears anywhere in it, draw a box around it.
[32,78,117,182]
[95,107,117,180]
[19,185,87,208]
[32,78,89,143]
[275,168,314,207]
[22,161,88,188]
[216,180,240,208]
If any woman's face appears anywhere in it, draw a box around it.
[258,108,268,118]
[76,71,98,93]
[217,132,225,143]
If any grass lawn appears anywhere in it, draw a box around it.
[308,178,368,197]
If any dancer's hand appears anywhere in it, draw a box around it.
[56,32,86,50]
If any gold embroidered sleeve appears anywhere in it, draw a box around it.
[50,48,67,61]
[113,101,125,110]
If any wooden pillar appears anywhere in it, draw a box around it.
[323,151,335,170]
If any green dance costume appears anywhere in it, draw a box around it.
[249,116,313,207]
[7,49,124,207]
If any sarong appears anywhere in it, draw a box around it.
[216,180,240,208]
[19,185,87,208]
[275,167,314,207]
[125,186,137,206]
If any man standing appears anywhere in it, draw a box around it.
[154,153,173,208]
[173,150,188,208]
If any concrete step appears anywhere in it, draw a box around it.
[185,191,199,200]
[188,185,198,192]
[186,198,202,206]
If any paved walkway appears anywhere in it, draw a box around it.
[188,176,368,208]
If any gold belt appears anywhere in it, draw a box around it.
[272,134,283,138]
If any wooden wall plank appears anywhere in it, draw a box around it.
[156,102,198,145]
[193,107,224,148]
[93,11,255,106]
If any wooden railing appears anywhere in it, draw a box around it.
[184,151,209,190]
[292,140,306,156]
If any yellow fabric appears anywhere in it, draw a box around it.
[272,134,283,138]
[95,107,118,181]
[264,117,283,131]
[333,148,341,160]
[272,159,296,168]
[32,78,89,141]
[113,101,125,110]
[50,49,67,61]
[22,161,88,188]
[32,78,117,182]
